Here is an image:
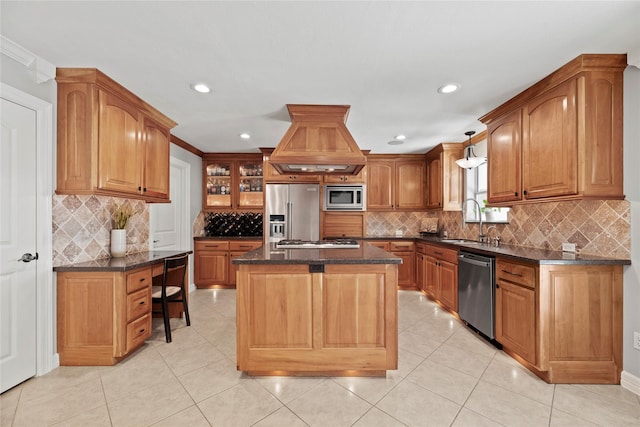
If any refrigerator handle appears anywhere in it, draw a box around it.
[286,202,292,239]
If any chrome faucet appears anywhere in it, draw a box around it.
[462,198,485,242]
[485,225,500,246]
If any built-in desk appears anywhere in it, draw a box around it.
[54,251,191,365]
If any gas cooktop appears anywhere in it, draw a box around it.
[276,239,360,249]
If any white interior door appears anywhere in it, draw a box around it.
[0,98,38,393]
[149,157,189,251]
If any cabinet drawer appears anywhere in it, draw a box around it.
[416,243,427,254]
[390,241,415,252]
[126,268,152,293]
[127,287,151,322]
[126,313,151,352]
[496,259,536,289]
[229,240,262,252]
[423,244,458,264]
[368,241,390,251]
[195,240,230,251]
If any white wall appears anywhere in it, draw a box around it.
[622,64,640,384]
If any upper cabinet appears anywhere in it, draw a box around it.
[480,54,626,205]
[56,68,176,202]
[367,155,426,211]
[203,154,264,211]
[425,143,464,210]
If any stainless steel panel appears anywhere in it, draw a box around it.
[458,251,495,339]
[288,184,319,241]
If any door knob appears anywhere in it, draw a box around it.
[18,253,38,262]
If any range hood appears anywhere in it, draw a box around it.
[268,104,366,175]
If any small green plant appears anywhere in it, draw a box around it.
[481,199,501,214]
[113,203,135,229]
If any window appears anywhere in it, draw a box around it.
[463,139,509,223]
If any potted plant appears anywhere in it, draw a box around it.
[111,203,134,257]
[481,199,501,222]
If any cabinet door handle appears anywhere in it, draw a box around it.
[139,328,146,334]
[139,301,146,305]
[496,284,500,289]
[138,186,142,191]
[515,192,518,196]
[523,190,528,196]
[139,278,146,282]
[501,269,522,277]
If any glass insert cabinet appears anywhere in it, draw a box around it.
[203,154,264,210]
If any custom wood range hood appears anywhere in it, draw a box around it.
[268,104,367,175]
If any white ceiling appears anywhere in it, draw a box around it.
[2,1,639,155]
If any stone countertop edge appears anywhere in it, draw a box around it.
[194,236,263,240]
[53,250,193,272]
[413,236,630,266]
[232,243,402,265]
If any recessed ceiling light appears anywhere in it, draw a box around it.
[190,83,211,93]
[239,133,251,139]
[388,140,404,146]
[437,83,460,94]
[394,134,407,140]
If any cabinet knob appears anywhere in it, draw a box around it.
[138,186,142,191]
[515,192,518,196]
[523,190,528,196]
[496,284,500,289]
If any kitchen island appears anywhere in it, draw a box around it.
[232,242,401,376]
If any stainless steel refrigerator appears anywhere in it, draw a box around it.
[265,183,320,243]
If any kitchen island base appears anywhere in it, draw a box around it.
[236,263,398,376]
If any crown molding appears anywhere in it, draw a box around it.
[1,35,55,83]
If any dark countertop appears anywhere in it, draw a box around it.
[232,242,402,265]
[391,235,630,266]
[53,250,193,272]
[194,236,263,240]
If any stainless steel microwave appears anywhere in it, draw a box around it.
[323,184,366,211]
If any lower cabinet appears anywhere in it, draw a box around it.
[495,257,623,384]
[417,242,458,312]
[57,266,153,365]
[194,239,261,288]
[368,240,415,288]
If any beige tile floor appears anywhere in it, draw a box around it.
[2,289,639,426]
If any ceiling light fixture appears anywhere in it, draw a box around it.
[437,83,460,94]
[387,140,404,145]
[190,83,211,93]
[239,133,251,139]
[455,131,486,169]
[394,134,406,140]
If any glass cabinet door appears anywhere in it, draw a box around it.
[238,162,263,208]
[205,162,232,208]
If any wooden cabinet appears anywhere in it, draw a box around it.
[194,239,261,288]
[322,212,365,238]
[480,54,626,205]
[236,263,398,375]
[367,155,426,210]
[495,257,623,384]
[56,68,175,202]
[203,154,264,211]
[323,165,367,183]
[425,143,464,210]
[419,243,459,312]
[495,258,537,364]
[260,148,321,183]
[57,266,153,365]
[390,241,415,289]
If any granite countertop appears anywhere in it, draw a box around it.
[194,236,263,240]
[415,236,630,266]
[53,250,193,272]
[232,242,402,265]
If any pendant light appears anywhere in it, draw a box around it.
[456,130,486,169]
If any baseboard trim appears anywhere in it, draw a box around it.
[621,370,640,396]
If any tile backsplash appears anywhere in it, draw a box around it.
[368,199,630,259]
[52,195,149,266]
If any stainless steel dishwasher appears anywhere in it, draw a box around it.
[458,251,496,340]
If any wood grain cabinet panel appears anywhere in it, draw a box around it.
[495,257,623,384]
[367,155,426,211]
[481,54,625,205]
[194,239,261,288]
[322,212,365,238]
[56,68,175,202]
[425,143,464,211]
[419,243,458,312]
[236,263,398,375]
